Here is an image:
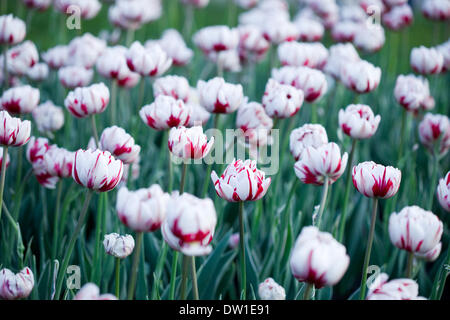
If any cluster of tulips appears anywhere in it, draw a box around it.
[0,0,449,301]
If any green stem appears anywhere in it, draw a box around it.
[406,252,414,279]
[137,78,145,111]
[111,80,117,125]
[0,146,8,222]
[359,198,378,300]
[151,242,168,299]
[115,258,120,298]
[338,139,357,242]
[168,150,173,193]
[127,231,143,300]
[2,202,25,267]
[432,243,450,300]
[316,177,329,230]
[3,44,8,89]
[427,155,439,210]
[180,162,188,194]
[239,201,247,300]
[90,114,100,147]
[310,103,317,123]
[190,256,199,300]
[91,192,105,283]
[303,283,313,300]
[54,189,93,299]
[51,180,63,259]
[180,255,189,299]
[397,109,407,161]
[168,251,179,300]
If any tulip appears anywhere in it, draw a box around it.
[262,20,299,45]
[352,161,401,299]
[108,0,162,32]
[437,172,450,212]
[187,102,211,127]
[168,126,214,160]
[156,29,193,66]
[236,101,273,147]
[0,267,34,300]
[197,77,244,114]
[1,85,40,115]
[289,124,328,161]
[65,33,106,69]
[32,100,65,136]
[54,0,102,20]
[394,74,434,114]
[353,24,385,53]
[193,25,239,56]
[324,43,360,79]
[228,233,240,249]
[410,46,444,75]
[258,278,286,300]
[340,60,381,94]
[42,45,69,69]
[99,126,141,164]
[0,146,10,172]
[277,42,328,70]
[382,4,413,31]
[338,104,381,139]
[294,18,324,42]
[153,75,191,103]
[436,39,450,72]
[331,21,360,43]
[237,25,270,63]
[58,66,94,89]
[418,113,450,157]
[366,273,426,300]
[95,46,131,81]
[421,0,450,21]
[262,79,304,119]
[208,50,242,73]
[6,41,38,76]
[73,283,117,300]
[104,233,135,259]
[23,0,52,11]
[139,95,191,130]
[126,41,172,77]
[43,146,74,179]
[290,226,350,299]
[360,0,386,12]
[0,14,26,45]
[27,63,49,82]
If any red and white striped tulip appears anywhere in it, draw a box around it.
[193,25,239,56]
[43,146,74,178]
[23,0,52,10]
[55,0,102,19]
[338,104,381,139]
[366,273,426,300]
[26,136,50,164]
[32,101,65,135]
[0,110,31,147]
[331,21,359,43]
[0,267,34,300]
[99,126,141,164]
[197,77,244,114]
[96,46,133,81]
[353,24,385,53]
[58,66,94,89]
[340,60,381,94]
[0,14,26,45]
[262,79,304,118]
[236,101,273,146]
[64,83,110,118]
[0,85,39,114]
[237,25,270,63]
[410,46,444,75]
[168,126,214,160]
[126,41,172,77]
[418,113,450,156]
[258,278,286,300]
[278,42,328,69]
[394,74,433,113]
[65,33,106,68]
[421,0,450,21]
[262,20,299,45]
[382,4,413,31]
[294,18,324,42]
[153,75,190,103]
[42,45,69,69]
[324,43,360,79]
[352,161,401,199]
[27,63,49,82]
[290,124,328,161]
[437,172,450,212]
[103,233,135,259]
[6,41,38,76]
[73,283,117,300]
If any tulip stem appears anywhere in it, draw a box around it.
[151,241,168,299]
[2,44,8,89]
[54,189,93,299]
[127,231,143,300]
[90,115,100,147]
[359,198,378,300]
[168,251,179,300]
[239,201,247,300]
[180,162,188,194]
[0,146,8,222]
[303,283,313,300]
[427,154,439,210]
[168,149,173,193]
[190,256,199,300]
[316,176,329,230]
[338,139,357,242]
[115,258,121,298]
[406,252,414,279]
[397,109,407,162]
[111,80,117,125]
[311,103,317,123]
[51,180,64,259]
[180,254,189,299]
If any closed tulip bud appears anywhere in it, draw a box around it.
[272,66,327,103]
[197,77,244,114]
[394,74,433,113]
[0,147,10,172]
[43,146,74,178]
[26,137,50,165]
[0,267,34,300]
[65,83,110,118]
[262,20,299,45]
[237,25,270,63]
[6,41,38,76]
[1,85,39,114]
[73,283,117,300]
[139,95,190,130]
[23,0,52,11]
[295,18,324,42]
[236,101,273,146]
[156,29,193,66]
[58,66,94,89]
[116,185,169,232]
[294,142,348,185]
[338,104,381,139]
[32,101,65,134]
[168,126,214,160]
[418,113,450,156]
[290,226,349,288]
[103,233,135,259]
[421,0,450,21]
[389,206,443,261]
[262,79,304,118]
[42,45,69,69]
[0,110,31,147]
[126,42,172,77]
[72,149,123,192]
[331,21,359,42]
[95,46,132,81]
[410,46,444,75]
[437,172,450,212]
[0,15,26,45]
[258,278,286,300]
[211,159,271,202]
[290,124,328,161]
[324,43,360,79]
[193,25,239,56]
[352,161,401,199]
[27,63,49,82]
[162,192,217,256]
[278,42,328,70]
[383,4,413,31]
[354,24,385,53]
[99,126,141,164]
[366,273,426,300]
[340,60,381,94]
[153,75,190,103]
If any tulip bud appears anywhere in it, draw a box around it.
[64,83,110,118]
[116,185,169,232]
[258,278,286,300]
[153,75,190,103]
[197,77,244,114]
[126,41,172,77]
[340,60,381,94]
[211,159,271,202]
[352,161,401,199]
[72,149,123,192]
[366,273,426,300]
[262,79,304,119]
[73,283,117,300]
[290,226,350,288]
[42,45,69,69]
[139,95,191,130]
[338,104,381,139]
[410,46,444,75]
[418,113,450,157]
[58,66,94,89]
[103,233,135,259]
[294,142,348,185]
[162,192,217,256]
[0,267,34,300]
[389,206,443,261]
[99,126,141,164]
[0,85,40,115]
[27,63,49,82]
[0,14,26,45]
[437,172,450,212]
[236,101,273,146]
[6,41,38,76]
[32,100,65,135]
[0,110,31,147]
[421,0,450,21]
[394,74,433,113]
[193,25,239,56]
[168,126,214,160]
[289,124,328,161]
